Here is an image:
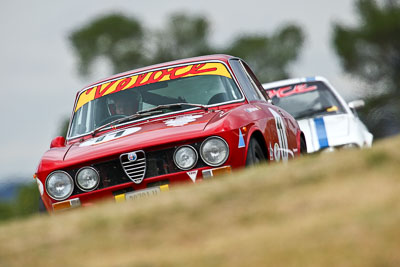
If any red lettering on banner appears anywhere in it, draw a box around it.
[136,64,217,85]
[77,62,227,111]
[189,63,217,75]
[278,86,292,98]
[131,73,149,88]
[85,88,94,95]
[267,83,318,98]
[88,64,220,101]
[147,69,170,84]
[113,78,132,93]
[95,81,116,99]
[294,84,317,94]
[168,66,189,79]
[267,90,277,98]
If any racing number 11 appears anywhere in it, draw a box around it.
[269,108,289,162]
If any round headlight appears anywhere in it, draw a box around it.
[200,136,229,167]
[76,167,100,191]
[174,145,198,170]
[45,171,74,200]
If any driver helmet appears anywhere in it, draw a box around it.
[107,90,139,116]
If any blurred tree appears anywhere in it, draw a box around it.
[151,14,215,63]
[70,13,145,76]
[334,0,400,94]
[13,183,41,218]
[0,202,15,221]
[333,0,400,138]
[0,182,41,223]
[70,12,304,84]
[226,25,304,82]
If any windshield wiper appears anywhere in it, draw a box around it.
[91,103,209,137]
[136,103,209,115]
[91,110,163,137]
[295,106,334,120]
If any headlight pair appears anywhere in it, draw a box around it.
[174,136,229,170]
[46,167,99,201]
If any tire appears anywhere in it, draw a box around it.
[300,136,307,155]
[245,138,266,166]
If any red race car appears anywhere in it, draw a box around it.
[35,55,306,213]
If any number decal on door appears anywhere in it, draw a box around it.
[269,108,290,162]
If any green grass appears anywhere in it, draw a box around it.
[0,136,400,267]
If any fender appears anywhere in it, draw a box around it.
[244,126,267,164]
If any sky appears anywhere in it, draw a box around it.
[0,0,364,183]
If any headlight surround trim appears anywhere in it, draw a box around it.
[173,145,199,170]
[45,170,74,201]
[75,166,100,192]
[200,136,229,167]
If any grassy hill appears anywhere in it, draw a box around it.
[0,136,399,267]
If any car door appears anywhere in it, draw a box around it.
[229,59,296,161]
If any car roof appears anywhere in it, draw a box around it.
[262,76,329,89]
[78,54,236,94]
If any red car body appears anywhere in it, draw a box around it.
[35,55,305,213]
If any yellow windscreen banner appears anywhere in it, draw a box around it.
[75,62,232,112]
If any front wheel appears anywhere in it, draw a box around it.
[300,136,307,155]
[245,138,266,166]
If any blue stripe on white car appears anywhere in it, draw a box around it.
[314,117,329,149]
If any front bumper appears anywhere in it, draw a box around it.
[48,165,232,212]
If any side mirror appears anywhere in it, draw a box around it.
[348,99,365,109]
[50,136,66,148]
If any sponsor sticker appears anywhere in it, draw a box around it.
[80,127,141,147]
[238,128,246,148]
[245,107,260,113]
[274,143,281,162]
[269,142,274,161]
[187,170,198,183]
[164,114,203,127]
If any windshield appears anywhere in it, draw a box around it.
[68,62,243,138]
[265,81,345,120]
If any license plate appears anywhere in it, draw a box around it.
[126,187,161,201]
[115,185,169,202]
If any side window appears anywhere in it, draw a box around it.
[229,59,262,101]
[69,101,92,136]
[242,62,271,102]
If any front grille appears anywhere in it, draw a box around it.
[145,143,207,178]
[93,159,130,188]
[65,141,208,197]
[120,150,146,184]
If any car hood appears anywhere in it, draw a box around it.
[63,111,220,163]
[297,114,351,153]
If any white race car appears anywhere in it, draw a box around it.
[263,76,373,153]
